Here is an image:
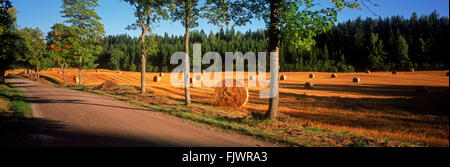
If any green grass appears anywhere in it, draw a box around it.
[40,75,62,84]
[0,83,32,118]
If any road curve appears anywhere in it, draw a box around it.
[7,78,274,147]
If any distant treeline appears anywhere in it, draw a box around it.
[97,11,449,72]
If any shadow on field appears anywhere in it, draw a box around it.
[0,115,182,147]
[274,83,449,115]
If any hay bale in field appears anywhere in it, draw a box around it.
[249,75,255,81]
[159,73,164,77]
[153,76,161,82]
[392,71,398,75]
[96,70,101,73]
[416,86,428,93]
[309,74,315,79]
[57,71,61,74]
[410,68,415,72]
[201,69,205,73]
[50,69,54,71]
[304,82,314,89]
[331,73,337,78]
[97,80,118,90]
[117,71,122,74]
[280,74,287,81]
[195,75,202,81]
[353,77,360,83]
[73,76,79,84]
[366,70,371,74]
[213,80,249,108]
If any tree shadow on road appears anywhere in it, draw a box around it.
[0,114,183,147]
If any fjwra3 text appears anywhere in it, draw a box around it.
[182,151,268,164]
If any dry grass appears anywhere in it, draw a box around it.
[7,68,449,146]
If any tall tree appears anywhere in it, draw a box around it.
[47,23,73,87]
[60,0,105,85]
[18,27,47,81]
[170,0,230,106]
[232,0,369,120]
[123,0,169,94]
[0,0,23,84]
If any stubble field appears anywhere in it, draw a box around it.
[8,69,449,146]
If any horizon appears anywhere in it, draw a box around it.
[11,0,450,37]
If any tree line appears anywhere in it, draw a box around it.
[97,11,449,73]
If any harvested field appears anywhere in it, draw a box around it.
[7,69,449,146]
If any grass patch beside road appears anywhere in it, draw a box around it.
[0,82,33,146]
[0,84,32,118]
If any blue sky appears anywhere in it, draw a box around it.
[11,0,450,37]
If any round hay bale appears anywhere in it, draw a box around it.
[213,80,249,108]
[304,82,314,89]
[73,76,79,84]
[280,74,287,81]
[366,70,371,74]
[50,69,54,71]
[416,86,428,93]
[309,74,315,79]
[249,75,255,81]
[392,71,398,75]
[410,68,415,72]
[96,70,101,73]
[201,69,205,73]
[117,71,122,74]
[153,76,161,82]
[195,75,202,81]
[331,73,337,78]
[353,77,360,83]
[57,71,61,74]
[159,73,164,77]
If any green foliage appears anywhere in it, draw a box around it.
[170,0,230,28]
[60,0,105,70]
[95,11,448,73]
[18,27,47,70]
[1,0,25,83]
[47,23,74,68]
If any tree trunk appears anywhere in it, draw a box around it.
[0,69,5,84]
[266,0,281,120]
[140,29,147,94]
[36,64,40,81]
[78,56,83,85]
[62,64,67,87]
[78,67,83,85]
[184,5,191,106]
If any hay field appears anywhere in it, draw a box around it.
[8,69,449,146]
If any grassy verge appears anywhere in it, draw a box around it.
[65,85,421,147]
[0,83,32,118]
[40,74,62,84]
[0,81,33,146]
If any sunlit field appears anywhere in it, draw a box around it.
[8,69,449,146]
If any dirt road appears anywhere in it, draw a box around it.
[7,78,274,147]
